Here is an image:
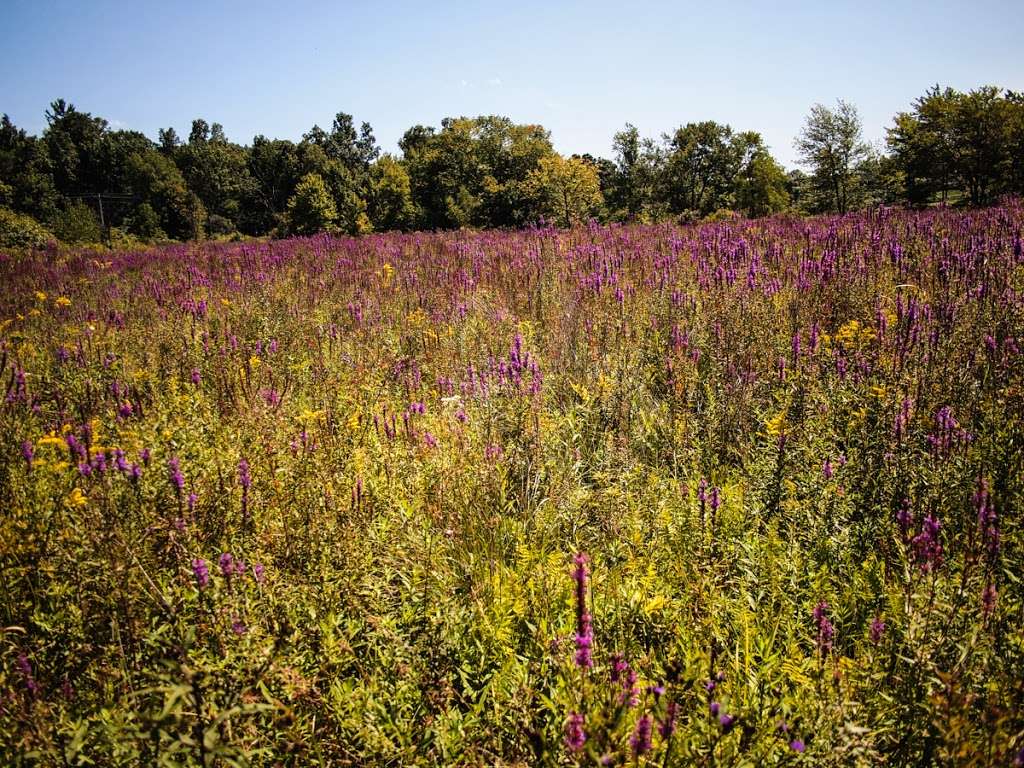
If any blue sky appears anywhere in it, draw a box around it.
[2,0,1022,168]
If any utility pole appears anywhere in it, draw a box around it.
[68,192,136,245]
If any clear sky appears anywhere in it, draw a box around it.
[2,0,1022,169]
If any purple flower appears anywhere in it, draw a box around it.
[869,616,886,645]
[630,713,653,756]
[192,558,210,589]
[659,700,678,739]
[822,459,833,480]
[571,553,593,668]
[168,456,185,494]
[912,514,943,572]
[813,601,834,654]
[188,492,198,515]
[718,713,737,733]
[17,653,39,696]
[191,368,201,386]
[219,552,235,577]
[565,712,586,752]
[21,440,34,469]
[982,582,997,618]
[975,477,999,557]
[790,739,805,752]
[252,563,265,584]
[238,458,251,490]
[232,620,247,635]
[710,701,721,717]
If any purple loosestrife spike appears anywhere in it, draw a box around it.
[719,713,737,733]
[912,515,943,572]
[21,440,34,469]
[813,602,834,654]
[192,559,210,589]
[575,613,593,669]
[710,701,721,717]
[168,457,184,494]
[17,653,39,696]
[630,713,653,756]
[219,553,235,577]
[191,368,201,385]
[659,700,678,738]
[565,712,586,752]
[790,740,805,752]
[982,582,997,618]
[869,617,886,645]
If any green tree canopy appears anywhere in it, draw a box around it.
[287,172,338,235]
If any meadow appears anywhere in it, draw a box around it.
[1,204,1022,766]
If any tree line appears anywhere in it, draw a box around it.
[2,84,1023,246]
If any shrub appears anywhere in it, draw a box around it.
[0,206,54,249]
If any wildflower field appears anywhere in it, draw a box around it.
[2,204,1023,766]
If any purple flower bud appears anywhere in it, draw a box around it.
[630,714,653,756]
[869,617,886,645]
[659,700,678,739]
[21,440,34,468]
[17,653,39,695]
[168,456,184,494]
[565,712,586,752]
[192,558,210,589]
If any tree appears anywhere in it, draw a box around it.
[659,122,764,217]
[610,124,660,220]
[43,99,109,197]
[127,149,205,240]
[794,100,870,213]
[734,149,790,217]
[177,122,253,229]
[367,155,416,232]
[887,86,959,205]
[243,136,301,235]
[527,154,602,227]
[950,86,1010,206]
[287,172,337,235]
[0,114,58,220]
[401,116,558,230]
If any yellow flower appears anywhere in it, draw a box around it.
[249,355,261,368]
[765,411,787,437]
[55,296,72,308]
[37,434,66,449]
[66,488,88,508]
[34,291,47,302]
